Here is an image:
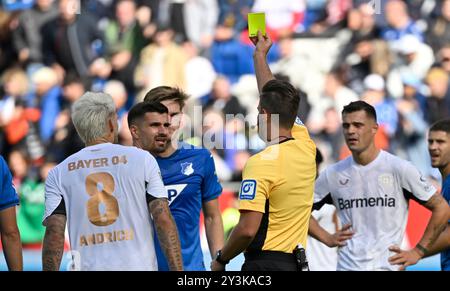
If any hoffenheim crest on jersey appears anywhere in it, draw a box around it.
[181,162,194,176]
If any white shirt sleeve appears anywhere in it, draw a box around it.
[144,152,167,199]
[43,167,63,224]
[399,160,436,204]
[313,168,333,210]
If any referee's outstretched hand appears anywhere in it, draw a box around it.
[329,224,354,247]
[250,30,273,57]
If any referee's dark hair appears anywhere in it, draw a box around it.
[342,101,377,122]
[260,79,300,129]
[430,119,450,134]
[127,102,169,127]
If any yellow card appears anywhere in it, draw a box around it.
[248,12,266,37]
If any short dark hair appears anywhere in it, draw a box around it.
[143,86,189,110]
[429,119,450,134]
[260,79,300,128]
[342,101,377,122]
[127,102,168,127]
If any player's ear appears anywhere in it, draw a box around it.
[372,122,378,134]
[129,124,140,139]
[108,117,115,134]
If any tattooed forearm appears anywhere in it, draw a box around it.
[149,199,183,271]
[419,194,450,252]
[42,214,66,271]
[425,223,448,249]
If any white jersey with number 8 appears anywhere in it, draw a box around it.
[44,143,167,271]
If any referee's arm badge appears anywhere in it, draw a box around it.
[239,180,257,200]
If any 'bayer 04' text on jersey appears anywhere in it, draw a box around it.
[313,150,436,271]
[44,143,167,271]
[154,143,222,271]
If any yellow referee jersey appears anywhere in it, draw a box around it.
[239,123,316,253]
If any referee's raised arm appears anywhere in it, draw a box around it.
[251,31,275,93]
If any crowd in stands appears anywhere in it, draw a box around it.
[1,0,450,245]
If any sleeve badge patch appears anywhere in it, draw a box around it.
[239,180,257,200]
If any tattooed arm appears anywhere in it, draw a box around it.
[389,193,450,270]
[42,214,66,271]
[149,198,183,271]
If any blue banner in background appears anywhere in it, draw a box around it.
[1,0,35,11]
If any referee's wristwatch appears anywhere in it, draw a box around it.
[215,250,230,265]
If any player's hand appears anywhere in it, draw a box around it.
[251,30,272,57]
[328,224,354,247]
[388,245,422,271]
[210,259,225,271]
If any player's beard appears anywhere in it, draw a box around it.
[153,135,169,153]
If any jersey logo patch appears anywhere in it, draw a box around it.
[339,179,350,186]
[378,174,394,195]
[181,162,194,176]
[166,184,188,205]
[239,180,257,200]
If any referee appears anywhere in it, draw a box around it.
[211,31,316,271]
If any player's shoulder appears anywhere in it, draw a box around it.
[178,142,212,159]
[380,150,415,171]
[244,149,276,170]
[327,155,353,173]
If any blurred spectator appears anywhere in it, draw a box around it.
[29,67,63,144]
[17,156,57,245]
[308,69,358,136]
[335,4,379,69]
[362,74,399,145]
[382,0,424,43]
[157,0,188,43]
[48,74,85,161]
[392,35,435,81]
[183,41,217,101]
[424,67,450,124]
[395,74,431,176]
[205,76,247,117]
[104,0,147,92]
[0,10,18,72]
[41,0,106,80]
[104,79,127,119]
[217,0,254,35]
[201,109,232,182]
[134,0,159,39]
[0,68,43,161]
[344,35,375,95]
[438,45,450,74]
[134,25,187,95]
[426,0,450,55]
[252,0,306,40]
[387,35,435,98]
[104,80,130,145]
[12,0,59,65]
[7,148,30,191]
[0,68,29,129]
[211,25,254,84]
[271,35,308,92]
[183,0,218,54]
